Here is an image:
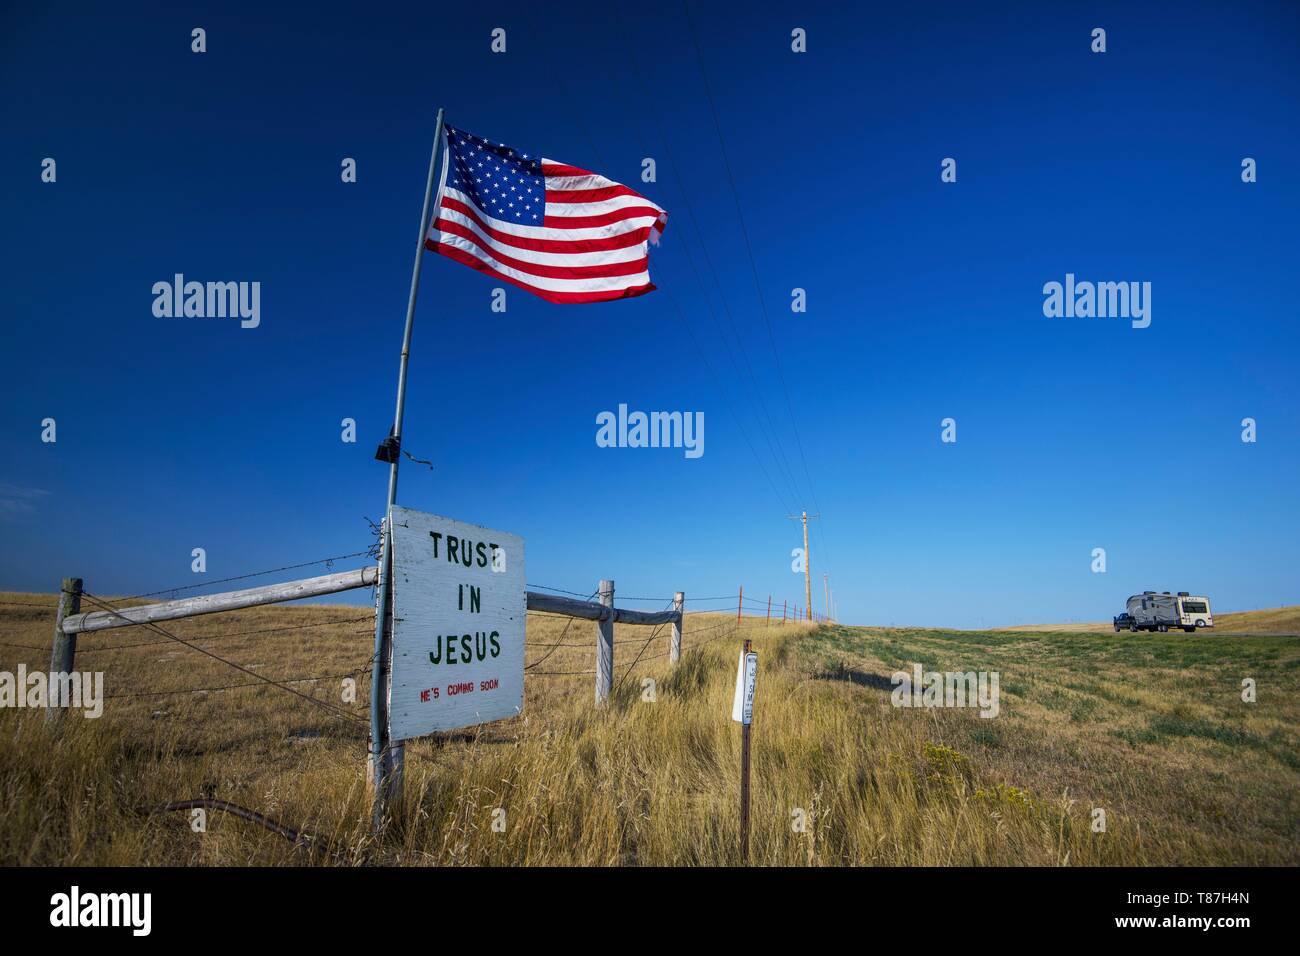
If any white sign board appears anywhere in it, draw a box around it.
[731,650,757,724]
[388,505,526,741]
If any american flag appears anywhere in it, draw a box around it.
[425,124,668,304]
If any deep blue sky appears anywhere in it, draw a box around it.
[3,1,1297,627]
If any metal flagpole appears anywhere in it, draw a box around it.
[370,107,445,831]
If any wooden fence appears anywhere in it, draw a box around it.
[52,573,824,706]
[44,563,819,832]
[52,571,703,709]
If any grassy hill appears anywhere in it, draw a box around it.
[1004,604,1300,635]
[2,592,1296,865]
[1212,605,1300,634]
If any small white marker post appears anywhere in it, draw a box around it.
[731,638,758,863]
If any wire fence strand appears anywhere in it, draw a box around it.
[111,550,375,603]
[106,667,371,701]
[78,591,368,726]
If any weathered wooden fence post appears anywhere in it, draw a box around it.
[595,579,614,703]
[46,577,82,724]
[670,591,684,663]
[381,562,404,811]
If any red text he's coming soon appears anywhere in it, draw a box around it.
[420,677,500,702]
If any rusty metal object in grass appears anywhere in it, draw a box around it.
[141,798,318,851]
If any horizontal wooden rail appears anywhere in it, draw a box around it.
[525,591,681,626]
[62,567,379,635]
[61,568,682,636]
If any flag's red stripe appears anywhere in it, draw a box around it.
[543,205,665,229]
[546,184,641,204]
[541,162,597,178]
[430,222,649,279]
[429,243,656,304]
[438,197,650,253]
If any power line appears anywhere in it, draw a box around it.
[682,0,833,580]
[611,21,809,514]
[522,7,805,518]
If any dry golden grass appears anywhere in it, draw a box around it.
[1212,605,1300,635]
[1,592,1296,865]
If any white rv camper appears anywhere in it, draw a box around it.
[1113,592,1213,633]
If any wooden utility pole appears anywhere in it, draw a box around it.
[737,585,743,625]
[787,511,819,621]
[782,600,787,625]
[766,595,771,626]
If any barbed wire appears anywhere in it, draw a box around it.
[684,627,740,652]
[107,550,374,603]
[614,619,744,672]
[6,577,779,706]
[681,619,741,637]
[524,588,598,671]
[75,614,375,654]
[2,587,757,613]
[613,606,673,693]
[523,608,601,622]
[106,666,371,701]
[524,584,593,598]
[78,591,367,726]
